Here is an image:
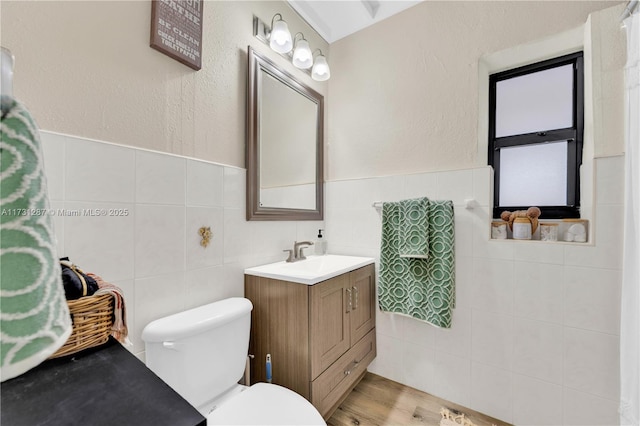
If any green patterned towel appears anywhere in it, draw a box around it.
[378,198,455,328]
[1,97,72,381]
[398,197,430,258]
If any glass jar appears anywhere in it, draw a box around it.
[491,221,508,239]
[512,217,532,240]
[561,219,588,243]
[540,223,559,241]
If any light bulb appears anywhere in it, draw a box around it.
[312,55,330,81]
[269,20,293,54]
[292,39,313,69]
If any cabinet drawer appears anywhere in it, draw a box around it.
[310,329,376,418]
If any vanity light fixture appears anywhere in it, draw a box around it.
[269,14,293,53]
[253,14,331,81]
[311,50,330,81]
[292,33,313,69]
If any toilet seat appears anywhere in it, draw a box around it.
[206,383,326,425]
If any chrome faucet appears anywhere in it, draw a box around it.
[284,241,314,262]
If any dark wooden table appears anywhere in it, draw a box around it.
[1,338,206,426]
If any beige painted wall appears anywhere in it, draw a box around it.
[2,1,622,180]
[327,0,623,181]
[0,1,328,169]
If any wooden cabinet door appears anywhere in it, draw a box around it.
[310,273,351,380]
[349,264,376,345]
[245,276,311,399]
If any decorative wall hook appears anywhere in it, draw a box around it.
[199,226,212,248]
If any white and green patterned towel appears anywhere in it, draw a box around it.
[399,197,430,258]
[378,198,455,328]
[1,97,71,381]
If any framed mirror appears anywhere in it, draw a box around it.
[247,47,324,221]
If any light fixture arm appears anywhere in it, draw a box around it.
[312,49,324,58]
[293,32,306,45]
[269,13,284,36]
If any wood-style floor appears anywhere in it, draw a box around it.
[327,373,512,426]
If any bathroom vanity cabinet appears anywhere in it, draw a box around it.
[245,263,376,419]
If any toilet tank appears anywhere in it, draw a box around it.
[142,297,252,412]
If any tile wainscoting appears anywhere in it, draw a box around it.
[39,128,622,425]
[40,131,324,356]
[325,157,623,425]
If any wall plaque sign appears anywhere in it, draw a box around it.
[150,0,203,70]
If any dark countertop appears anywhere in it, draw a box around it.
[1,338,206,426]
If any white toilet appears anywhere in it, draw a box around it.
[142,297,326,425]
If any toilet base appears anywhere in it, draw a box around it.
[199,384,247,417]
[207,383,325,425]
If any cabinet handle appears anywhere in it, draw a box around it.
[346,288,352,313]
[352,286,359,310]
[343,360,360,376]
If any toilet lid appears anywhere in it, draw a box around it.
[207,383,326,425]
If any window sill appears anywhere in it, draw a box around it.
[488,238,592,246]
[490,218,589,244]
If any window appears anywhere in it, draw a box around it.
[488,52,583,219]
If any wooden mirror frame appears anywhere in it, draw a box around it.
[246,47,324,221]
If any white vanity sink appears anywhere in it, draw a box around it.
[244,255,375,285]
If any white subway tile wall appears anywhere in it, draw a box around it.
[326,160,623,424]
[135,151,186,206]
[64,136,136,203]
[40,131,324,356]
[41,129,622,424]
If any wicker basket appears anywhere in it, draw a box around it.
[50,293,114,358]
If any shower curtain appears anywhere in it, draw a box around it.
[621,10,640,426]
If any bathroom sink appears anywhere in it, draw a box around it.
[244,255,375,285]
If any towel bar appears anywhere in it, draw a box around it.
[372,199,476,210]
